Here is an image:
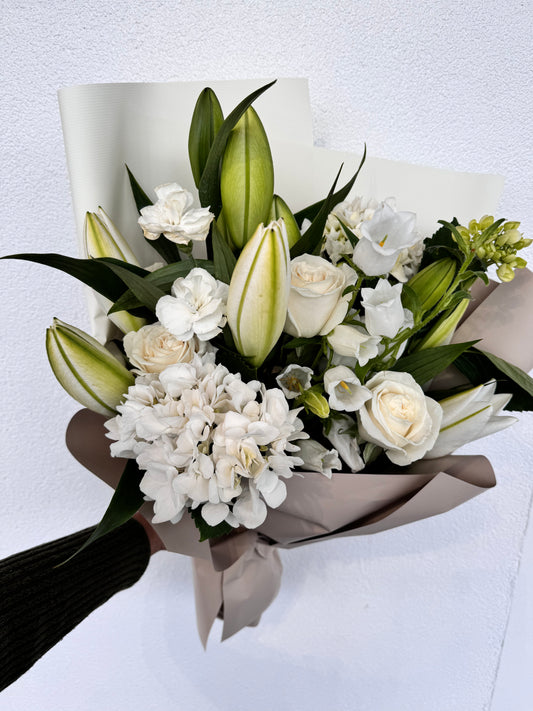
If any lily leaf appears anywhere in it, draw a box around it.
[100,259,166,313]
[212,221,236,283]
[392,340,478,385]
[198,80,277,216]
[189,506,233,542]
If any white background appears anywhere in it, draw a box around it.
[1,1,532,709]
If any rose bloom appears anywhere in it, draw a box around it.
[123,322,202,373]
[284,254,356,338]
[357,371,442,465]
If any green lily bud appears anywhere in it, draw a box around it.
[269,195,301,248]
[298,388,330,419]
[406,258,456,313]
[227,220,290,367]
[220,106,274,249]
[417,297,469,350]
[46,318,134,416]
[188,87,224,189]
[84,208,145,335]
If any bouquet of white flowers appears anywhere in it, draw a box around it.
[6,80,533,643]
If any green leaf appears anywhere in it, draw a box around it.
[293,145,367,227]
[214,341,258,381]
[336,218,358,248]
[100,258,166,313]
[391,340,479,385]
[212,221,236,283]
[198,80,277,217]
[188,87,224,188]
[61,459,144,563]
[189,506,233,542]
[400,284,421,319]
[454,348,533,412]
[108,259,215,313]
[420,221,463,268]
[126,165,181,264]
[2,252,147,302]
[291,148,367,258]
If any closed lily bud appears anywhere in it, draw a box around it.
[269,195,301,248]
[227,220,290,367]
[407,257,456,313]
[84,208,145,334]
[424,382,516,459]
[46,318,134,416]
[188,87,224,188]
[416,297,469,350]
[220,106,274,249]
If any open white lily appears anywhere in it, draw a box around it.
[227,220,290,367]
[425,381,517,459]
[84,208,145,335]
[46,318,134,416]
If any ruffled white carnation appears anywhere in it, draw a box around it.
[138,183,213,244]
[105,354,308,529]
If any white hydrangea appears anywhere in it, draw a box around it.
[323,196,379,263]
[105,353,308,529]
[389,239,425,282]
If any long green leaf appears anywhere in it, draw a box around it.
[2,253,146,302]
[480,350,533,399]
[198,80,277,216]
[212,222,236,283]
[109,259,215,313]
[391,340,478,385]
[101,259,166,313]
[293,145,367,227]
[62,459,145,563]
[290,148,367,258]
[126,165,181,264]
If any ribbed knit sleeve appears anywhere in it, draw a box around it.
[0,518,150,691]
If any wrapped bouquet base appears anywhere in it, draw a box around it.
[67,408,495,644]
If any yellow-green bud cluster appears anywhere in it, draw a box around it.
[456,216,531,282]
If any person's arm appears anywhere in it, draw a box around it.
[0,517,157,691]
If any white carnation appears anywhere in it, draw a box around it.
[138,183,213,244]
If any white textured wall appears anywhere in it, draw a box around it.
[1,1,532,709]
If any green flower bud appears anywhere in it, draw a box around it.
[416,297,469,351]
[298,388,330,419]
[406,258,456,313]
[188,87,224,189]
[227,220,290,367]
[479,215,494,230]
[220,106,274,249]
[269,194,301,248]
[497,263,515,282]
[46,318,134,416]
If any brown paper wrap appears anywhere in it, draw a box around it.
[65,270,533,644]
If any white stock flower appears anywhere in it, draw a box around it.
[323,195,379,263]
[357,371,442,465]
[353,203,418,276]
[123,323,211,374]
[285,255,356,338]
[294,438,342,478]
[138,183,213,244]
[327,324,381,366]
[325,415,365,472]
[105,356,307,530]
[425,382,517,459]
[324,365,371,412]
[361,279,406,338]
[156,267,228,341]
[276,364,313,399]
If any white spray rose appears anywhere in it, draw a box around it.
[358,371,442,465]
[123,323,210,374]
[138,183,213,244]
[327,324,381,366]
[361,279,406,338]
[156,267,228,341]
[285,255,356,338]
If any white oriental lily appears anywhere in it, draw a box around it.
[425,382,517,459]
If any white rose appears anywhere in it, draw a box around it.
[138,183,213,244]
[357,371,442,465]
[123,323,201,374]
[284,255,356,338]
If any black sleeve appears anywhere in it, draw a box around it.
[0,518,151,691]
